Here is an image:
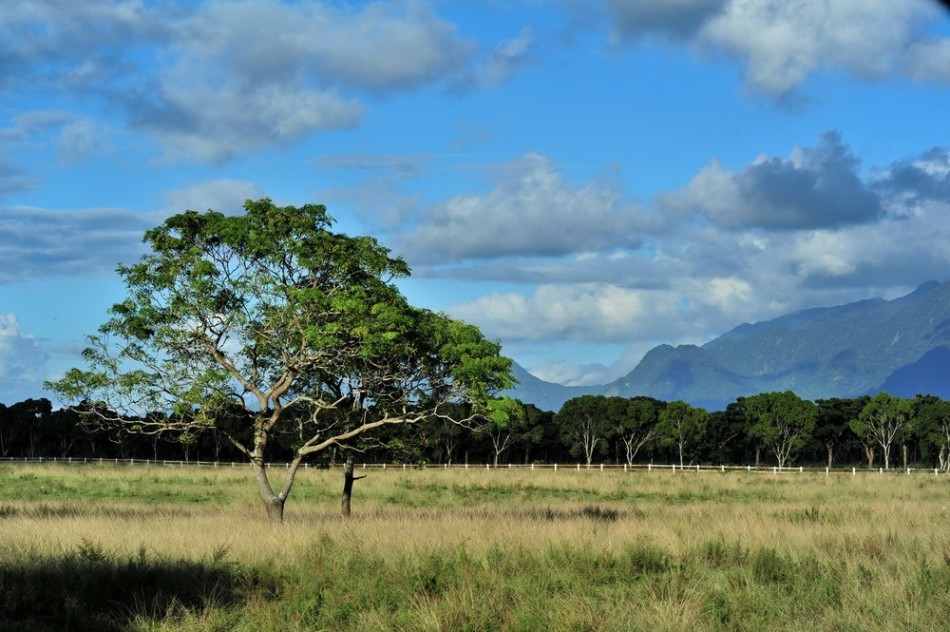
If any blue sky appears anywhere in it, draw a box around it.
[3,0,950,404]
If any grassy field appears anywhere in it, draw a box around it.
[0,463,948,631]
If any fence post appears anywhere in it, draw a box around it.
[800,466,803,473]
[554,463,558,472]
[531,463,535,471]
[648,463,652,473]
[600,463,604,472]
[721,465,725,473]
[747,465,751,472]
[852,467,856,476]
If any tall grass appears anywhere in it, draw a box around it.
[1,464,948,630]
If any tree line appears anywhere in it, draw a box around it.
[4,390,948,471]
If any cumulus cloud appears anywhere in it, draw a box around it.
[450,284,684,343]
[873,147,950,212]
[661,132,883,230]
[129,84,363,163]
[2,1,481,162]
[128,0,476,161]
[0,1,166,92]
[0,206,154,283]
[432,138,950,384]
[398,153,655,262]
[601,0,949,98]
[163,179,266,216]
[0,313,50,403]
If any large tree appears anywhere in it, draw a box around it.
[617,396,664,466]
[815,397,866,469]
[744,391,817,469]
[556,395,613,466]
[658,400,707,468]
[850,392,913,471]
[913,395,950,471]
[47,199,514,521]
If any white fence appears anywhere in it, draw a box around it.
[0,456,946,476]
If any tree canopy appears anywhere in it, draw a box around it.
[47,199,514,520]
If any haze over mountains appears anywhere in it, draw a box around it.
[510,281,950,412]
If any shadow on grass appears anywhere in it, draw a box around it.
[0,542,271,632]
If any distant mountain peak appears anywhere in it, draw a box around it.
[508,281,950,411]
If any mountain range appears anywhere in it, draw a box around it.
[509,280,950,412]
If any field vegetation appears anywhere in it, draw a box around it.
[1,463,948,630]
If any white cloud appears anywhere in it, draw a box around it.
[661,132,883,230]
[2,1,479,163]
[127,0,475,161]
[133,84,363,163]
[0,110,74,143]
[399,153,654,262]
[178,0,473,91]
[0,313,49,403]
[904,37,950,82]
[792,232,857,278]
[529,339,658,385]
[56,118,106,164]
[0,206,154,283]
[163,179,266,217]
[450,284,682,343]
[434,136,950,384]
[468,27,536,88]
[603,0,949,98]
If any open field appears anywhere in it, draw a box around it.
[1,464,948,631]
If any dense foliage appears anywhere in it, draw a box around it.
[43,199,514,519]
[10,388,950,470]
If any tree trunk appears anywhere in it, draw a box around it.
[826,442,834,470]
[902,444,908,470]
[341,457,365,517]
[754,446,760,468]
[264,495,285,522]
[865,445,875,469]
[253,460,285,523]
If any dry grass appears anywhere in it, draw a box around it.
[1,464,948,630]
